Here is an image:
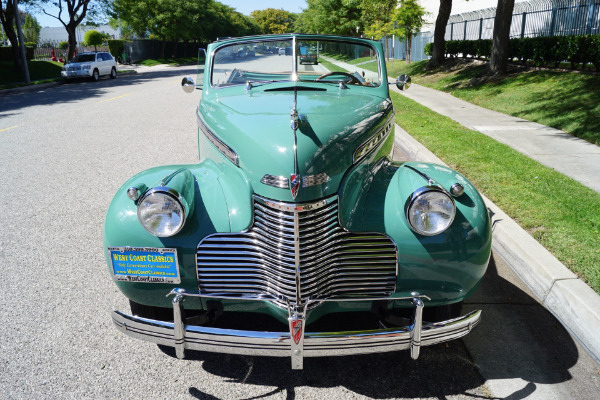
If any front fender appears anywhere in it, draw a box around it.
[103,159,253,307]
[359,161,492,304]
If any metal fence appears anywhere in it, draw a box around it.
[33,45,110,61]
[384,0,600,63]
[446,0,600,41]
[383,32,433,62]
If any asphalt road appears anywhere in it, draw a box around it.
[1,65,598,399]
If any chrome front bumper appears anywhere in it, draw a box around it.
[112,290,481,369]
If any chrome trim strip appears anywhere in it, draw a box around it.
[260,174,289,188]
[261,173,331,189]
[302,173,330,187]
[197,114,239,166]
[353,115,395,164]
[293,207,302,306]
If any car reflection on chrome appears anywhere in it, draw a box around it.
[104,34,491,370]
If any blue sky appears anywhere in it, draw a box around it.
[34,0,308,28]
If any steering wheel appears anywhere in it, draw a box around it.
[315,71,361,84]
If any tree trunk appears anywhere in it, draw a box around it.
[427,0,452,69]
[489,0,515,76]
[65,24,78,61]
[1,1,23,73]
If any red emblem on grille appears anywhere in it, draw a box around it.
[290,173,301,199]
[291,319,303,345]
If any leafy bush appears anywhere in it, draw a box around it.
[59,41,68,50]
[84,30,104,49]
[424,42,433,56]
[445,40,460,58]
[588,35,600,72]
[108,39,126,58]
[445,34,600,70]
[475,39,492,58]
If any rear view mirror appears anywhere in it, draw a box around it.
[396,74,411,91]
[181,77,195,93]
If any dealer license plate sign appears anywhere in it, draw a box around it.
[109,247,180,284]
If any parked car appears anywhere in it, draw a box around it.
[105,34,491,370]
[299,45,318,65]
[61,51,117,82]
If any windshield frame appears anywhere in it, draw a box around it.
[208,35,382,90]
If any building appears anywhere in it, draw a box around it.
[39,25,120,46]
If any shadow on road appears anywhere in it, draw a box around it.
[157,253,581,400]
[0,66,198,115]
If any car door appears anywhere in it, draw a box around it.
[94,53,103,75]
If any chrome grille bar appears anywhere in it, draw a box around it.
[197,195,397,309]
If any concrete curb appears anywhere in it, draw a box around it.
[394,124,600,364]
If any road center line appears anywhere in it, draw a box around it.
[99,93,134,103]
[0,125,20,132]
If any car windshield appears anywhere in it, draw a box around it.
[72,54,95,63]
[211,38,380,88]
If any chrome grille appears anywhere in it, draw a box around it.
[196,196,397,309]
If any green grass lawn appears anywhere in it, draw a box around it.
[383,59,600,145]
[138,57,198,67]
[0,60,64,86]
[391,90,600,293]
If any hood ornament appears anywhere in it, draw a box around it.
[290,75,300,199]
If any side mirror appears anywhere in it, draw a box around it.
[396,74,411,91]
[181,76,196,93]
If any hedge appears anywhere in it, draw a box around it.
[0,46,35,61]
[437,34,600,72]
[108,39,126,58]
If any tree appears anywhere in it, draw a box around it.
[22,13,40,44]
[110,0,258,56]
[360,0,396,40]
[391,0,427,63]
[0,0,23,73]
[40,0,99,60]
[427,0,452,69]
[489,0,515,75]
[84,28,102,51]
[296,0,362,36]
[107,16,134,40]
[250,8,296,34]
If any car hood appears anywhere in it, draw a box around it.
[65,61,92,67]
[199,85,393,202]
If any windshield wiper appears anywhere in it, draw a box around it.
[245,80,287,90]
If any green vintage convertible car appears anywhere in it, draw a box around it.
[105,34,491,369]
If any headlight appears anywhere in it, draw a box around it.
[137,187,186,237]
[406,187,456,236]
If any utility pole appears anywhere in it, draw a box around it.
[14,0,30,84]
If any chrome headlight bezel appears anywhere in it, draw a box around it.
[406,186,456,236]
[136,186,187,237]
